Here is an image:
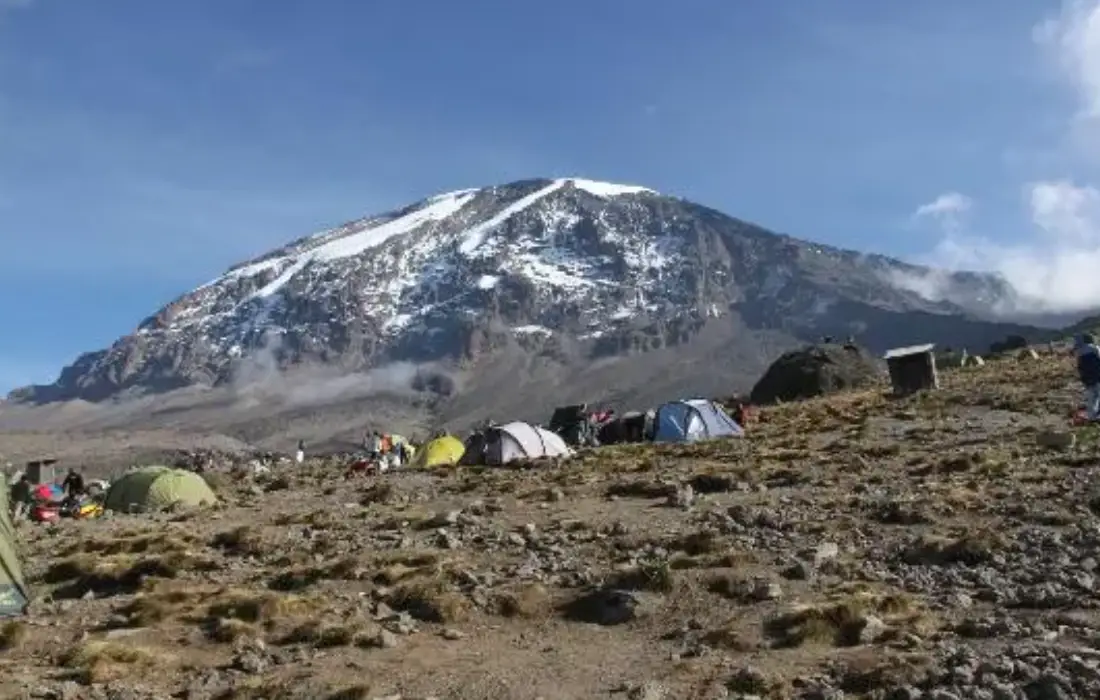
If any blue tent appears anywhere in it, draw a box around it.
[653,399,743,443]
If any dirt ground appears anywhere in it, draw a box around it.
[2,352,1100,699]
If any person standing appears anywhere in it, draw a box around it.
[295,439,305,464]
[1075,333,1100,422]
[62,468,85,498]
[9,475,32,521]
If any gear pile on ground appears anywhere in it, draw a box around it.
[750,341,885,404]
[3,352,1098,699]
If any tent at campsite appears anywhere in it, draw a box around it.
[104,466,217,513]
[459,431,488,466]
[411,435,466,469]
[0,474,30,617]
[652,398,743,443]
[463,421,572,466]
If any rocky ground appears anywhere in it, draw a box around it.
[2,353,1099,699]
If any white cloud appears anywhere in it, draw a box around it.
[912,192,973,232]
[891,2,1100,317]
[1034,0,1100,119]
[898,179,1100,315]
[1028,178,1100,245]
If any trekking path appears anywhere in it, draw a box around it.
[3,353,1099,699]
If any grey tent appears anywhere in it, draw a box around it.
[481,422,572,465]
[652,399,743,443]
[0,474,30,617]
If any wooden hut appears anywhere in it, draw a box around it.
[24,458,57,485]
[884,343,938,396]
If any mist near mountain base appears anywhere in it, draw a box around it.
[885,181,1100,320]
[228,332,457,410]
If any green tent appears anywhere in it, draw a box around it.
[104,466,217,513]
[0,474,30,617]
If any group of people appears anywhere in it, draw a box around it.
[341,430,412,477]
[363,430,410,469]
[8,468,87,520]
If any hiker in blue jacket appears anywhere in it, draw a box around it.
[1075,333,1100,421]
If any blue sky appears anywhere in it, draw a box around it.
[1,0,1099,392]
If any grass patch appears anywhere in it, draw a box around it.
[491,583,552,619]
[279,620,360,648]
[606,560,675,593]
[385,575,470,623]
[43,551,209,599]
[206,589,319,627]
[605,479,675,500]
[269,556,364,592]
[210,526,265,556]
[61,640,167,684]
[763,588,928,648]
[901,531,1006,566]
[59,531,196,558]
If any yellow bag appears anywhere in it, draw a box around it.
[76,502,103,519]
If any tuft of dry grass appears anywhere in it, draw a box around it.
[115,581,213,627]
[210,526,265,556]
[606,560,676,593]
[269,556,364,592]
[59,531,196,558]
[61,640,167,684]
[901,531,1006,566]
[763,588,930,648]
[205,589,319,628]
[385,574,470,623]
[279,620,361,648]
[206,616,258,643]
[324,687,372,700]
[700,619,757,652]
[43,550,209,599]
[491,582,552,619]
[604,479,675,500]
[666,529,725,556]
[369,550,443,586]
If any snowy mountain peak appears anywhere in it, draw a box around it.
[12,176,1040,405]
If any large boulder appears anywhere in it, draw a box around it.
[750,343,883,404]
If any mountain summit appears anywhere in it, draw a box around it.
[10,177,1044,420]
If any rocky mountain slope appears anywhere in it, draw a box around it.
[8,177,1049,423]
[7,354,1100,699]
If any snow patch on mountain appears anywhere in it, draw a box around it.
[567,178,654,197]
[459,180,566,255]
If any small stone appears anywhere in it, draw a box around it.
[628,681,667,700]
[669,485,695,509]
[430,510,461,527]
[858,614,888,644]
[751,579,783,601]
[813,542,839,566]
[375,628,400,649]
[441,628,465,640]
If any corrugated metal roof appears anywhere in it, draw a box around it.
[883,343,935,359]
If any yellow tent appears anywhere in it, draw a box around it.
[410,435,465,469]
